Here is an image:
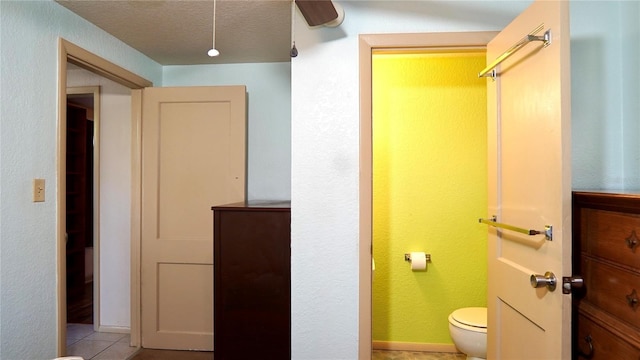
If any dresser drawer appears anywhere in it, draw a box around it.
[582,257,640,328]
[582,208,640,269]
[577,312,640,359]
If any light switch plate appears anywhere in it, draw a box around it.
[33,178,45,202]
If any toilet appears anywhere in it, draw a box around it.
[448,307,487,360]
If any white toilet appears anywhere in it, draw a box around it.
[448,307,487,360]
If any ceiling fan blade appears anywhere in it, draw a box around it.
[295,0,339,27]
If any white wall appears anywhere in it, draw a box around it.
[0,1,161,358]
[620,2,640,188]
[164,63,292,201]
[570,1,640,189]
[67,67,133,329]
[290,2,529,358]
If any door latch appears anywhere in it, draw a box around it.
[562,276,584,294]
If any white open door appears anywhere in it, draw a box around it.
[484,1,571,359]
[140,86,246,350]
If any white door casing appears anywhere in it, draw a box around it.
[485,1,571,359]
[140,86,246,350]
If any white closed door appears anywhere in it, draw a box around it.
[140,86,246,350]
[485,0,571,358]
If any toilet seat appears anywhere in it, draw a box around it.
[449,307,487,333]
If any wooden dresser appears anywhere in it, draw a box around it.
[211,201,291,360]
[573,191,640,359]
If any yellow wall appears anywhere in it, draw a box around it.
[372,51,488,344]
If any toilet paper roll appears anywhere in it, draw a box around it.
[410,252,427,270]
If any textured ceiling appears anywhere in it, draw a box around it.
[56,0,293,65]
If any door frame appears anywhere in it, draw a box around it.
[57,38,152,356]
[358,31,497,359]
[66,85,101,329]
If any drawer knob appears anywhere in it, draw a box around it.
[577,335,594,359]
[626,289,638,310]
[625,230,638,252]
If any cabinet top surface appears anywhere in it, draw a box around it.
[211,200,291,211]
[573,189,640,196]
[573,190,640,199]
[573,190,640,213]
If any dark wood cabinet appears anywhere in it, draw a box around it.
[573,191,640,359]
[212,201,291,360]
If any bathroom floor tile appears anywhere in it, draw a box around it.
[67,336,82,347]
[67,323,95,340]
[84,332,127,342]
[118,335,131,344]
[67,339,114,359]
[373,350,465,360]
[66,323,137,359]
[92,341,138,360]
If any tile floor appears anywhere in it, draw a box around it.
[373,350,465,360]
[67,324,464,360]
[66,323,138,360]
[127,349,463,360]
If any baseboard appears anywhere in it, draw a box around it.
[97,325,130,334]
[372,341,459,353]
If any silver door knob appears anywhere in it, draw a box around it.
[530,271,557,291]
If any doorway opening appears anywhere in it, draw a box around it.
[370,49,488,353]
[57,38,152,357]
[66,86,100,326]
[358,32,497,359]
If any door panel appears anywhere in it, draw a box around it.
[141,86,246,350]
[498,301,546,359]
[486,1,571,358]
[157,263,213,333]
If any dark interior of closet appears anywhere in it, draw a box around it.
[66,98,94,324]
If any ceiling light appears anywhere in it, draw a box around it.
[208,0,219,57]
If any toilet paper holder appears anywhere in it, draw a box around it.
[404,253,431,262]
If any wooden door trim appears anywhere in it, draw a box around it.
[358,31,497,359]
[63,40,152,89]
[130,89,143,349]
[57,38,152,356]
